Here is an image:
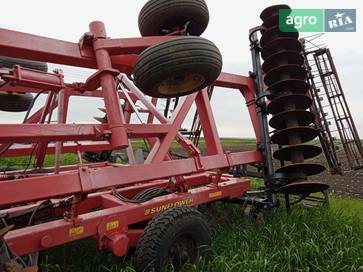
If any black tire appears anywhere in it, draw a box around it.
[133,36,222,98]
[138,0,209,36]
[135,206,211,272]
[82,150,112,162]
[0,92,33,112]
[0,56,48,72]
[0,56,48,112]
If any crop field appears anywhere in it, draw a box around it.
[1,139,363,272]
[38,192,363,272]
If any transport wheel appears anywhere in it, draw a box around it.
[135,206,211,272]
[0,56,48,72]
[0,56,48,112]
[138,0,209,36]
[133,36,222,98]
[82,150,112,162]
[0,92,34,112]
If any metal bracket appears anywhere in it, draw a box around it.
[255,91,275,114]
[225,151,233,169]
[78,32,95,58]
[192,152,204,172]
[84,68,120,91]
[248,26,264,50]
[79,167,93,193]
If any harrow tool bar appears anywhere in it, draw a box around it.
[0,2,332,269]
[0,20,262,262]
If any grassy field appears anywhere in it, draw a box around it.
[0,138,257,170]
[1,139,363,271]
[39,195,363,272]
[130,138,258,150]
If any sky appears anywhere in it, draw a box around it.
[0,0,362,138]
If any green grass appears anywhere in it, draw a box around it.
[2,139,363,271]
[37,179,363,272]
[0,153,78,170]
[39,197,363,272]
[208,198,363,272]
[130,138,257,150]
[0,138,254,170]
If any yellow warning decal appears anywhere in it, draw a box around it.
[106,220,119,231]
[209,191,222,198]
[69,226,84,237]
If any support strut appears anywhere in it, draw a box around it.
[249,27,277,207]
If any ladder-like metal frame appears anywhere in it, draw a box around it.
[303,46,363,173]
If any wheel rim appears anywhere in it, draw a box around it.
[167,234,199,269]
[158,73,205,96]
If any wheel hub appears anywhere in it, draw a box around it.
[168,234,198,268]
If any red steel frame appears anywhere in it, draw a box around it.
[0,21,262,257]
